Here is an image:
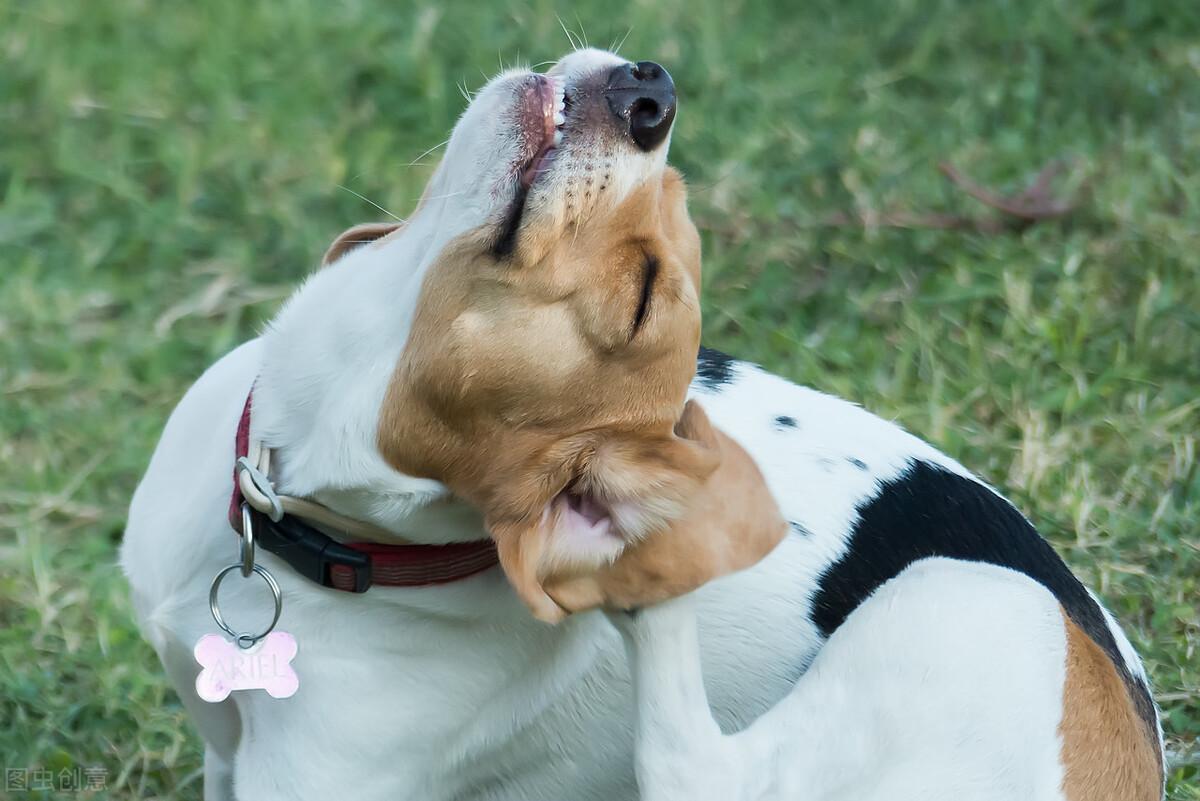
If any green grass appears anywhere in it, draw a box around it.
[2,0,1197,797]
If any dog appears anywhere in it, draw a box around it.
[122,48,1163,800]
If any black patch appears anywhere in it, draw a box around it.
[846,457,868,471]
[789,521,812,537]
[695,347,735,391]
[774,415,798,430]
[811,459,1157,733]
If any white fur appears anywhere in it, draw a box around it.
[121,49,1153,800]
[612,559,1070,801]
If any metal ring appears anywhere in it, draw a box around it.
[236,456,284,522]
[208,563,283,648]
[239,503,255,578]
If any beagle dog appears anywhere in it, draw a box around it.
[121,47,1163,801]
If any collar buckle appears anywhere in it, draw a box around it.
[252,508,374,593]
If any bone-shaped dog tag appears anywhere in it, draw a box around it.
[194,631,300,703]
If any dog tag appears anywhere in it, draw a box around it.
[194,631,300,703]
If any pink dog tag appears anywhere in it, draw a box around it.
[194,631,300,703]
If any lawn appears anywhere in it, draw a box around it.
[1,0,1197,797]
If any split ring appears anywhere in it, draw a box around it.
[208,562,283,648]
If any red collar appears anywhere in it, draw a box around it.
[229,392,499,592]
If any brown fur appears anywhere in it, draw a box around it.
[373,169,727,621]
[545,401,788,612]
[1058,610,1161,801]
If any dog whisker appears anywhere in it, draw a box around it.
[611,28,633,56]
[572,14,589,49]
[336,184,405,223]
[408,138,451,168]
[418,190,467,203]
[556,16,582,53]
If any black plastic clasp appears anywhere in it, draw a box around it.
[251,509,373,593]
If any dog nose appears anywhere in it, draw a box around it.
[604,61,677,152]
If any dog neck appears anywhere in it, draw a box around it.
[248,189,491,546]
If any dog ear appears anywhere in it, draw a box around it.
[545,409,788,615]
[488,400,720,623]
[322,222,403,267]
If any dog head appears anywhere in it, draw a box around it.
[332,50,717,620]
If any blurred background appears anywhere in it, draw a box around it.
[1,0,1197,797]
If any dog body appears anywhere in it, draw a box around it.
[122,48,1162,800]
[125,338,1161,800]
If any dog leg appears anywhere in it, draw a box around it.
[608,597,761,801]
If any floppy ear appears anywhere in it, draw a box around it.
[322,222,403,266]
[488,400,720,623]
[545,409,788,615]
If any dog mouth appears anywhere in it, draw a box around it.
[517,75,569,189]
[557,490,616,542]
[493,75,570,255]
[538,489,625,574]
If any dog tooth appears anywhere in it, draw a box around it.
[554,111,565,126]
[553,130,563,146]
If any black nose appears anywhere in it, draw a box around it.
[604,61,677,152]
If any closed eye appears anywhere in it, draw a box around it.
[631,255,659,339]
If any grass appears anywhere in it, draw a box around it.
[1,0,1197,797]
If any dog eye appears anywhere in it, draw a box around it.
[631,255,659,338]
